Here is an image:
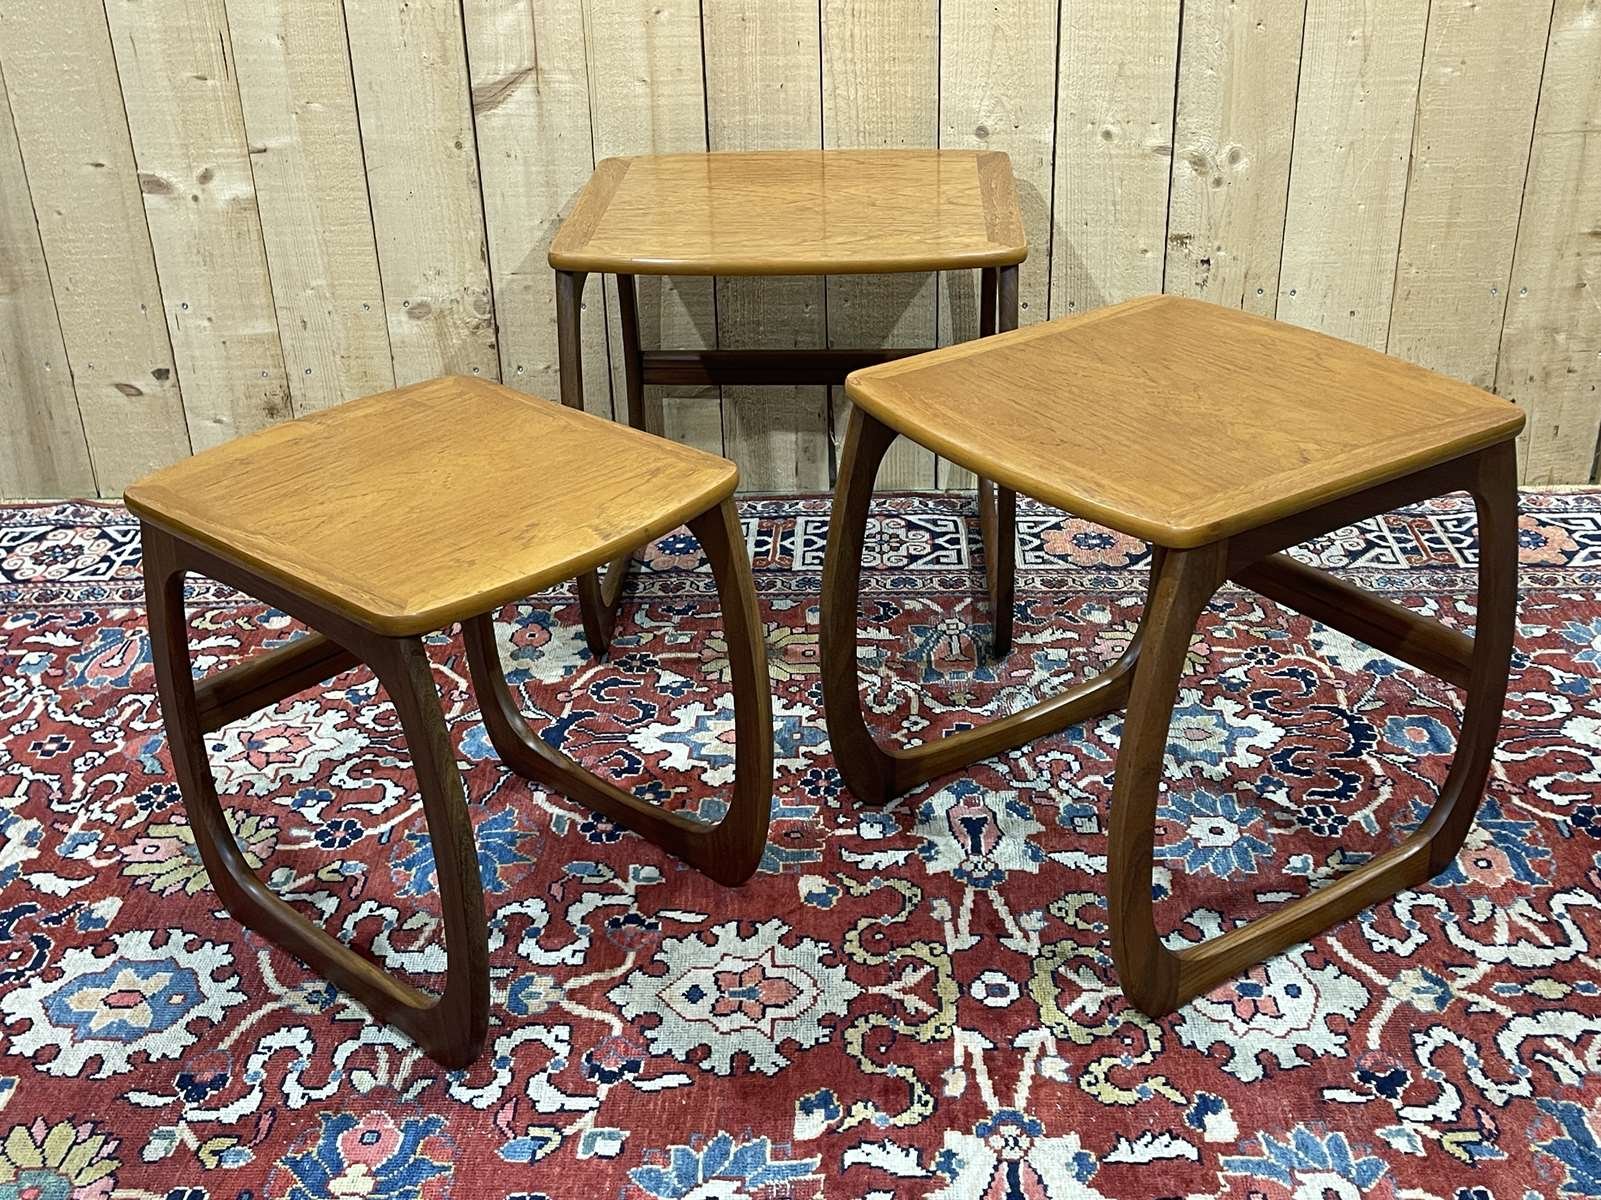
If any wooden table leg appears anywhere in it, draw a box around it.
[822,405,1146,804]
[141,524,489,1067]
[976,264,1018,657]
[465,495,774,885]
[1103,542,1229,1016]
[617,272,648,432]
[559,268,636,658]
[1425,440,1518,869]
[1107,442,1519,1017]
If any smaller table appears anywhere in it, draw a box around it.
[549,149,1029,656]
[820,295,1523,1017]
[126,377,773,1067]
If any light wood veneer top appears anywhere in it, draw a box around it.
[125,376,739,635]
[845,296,1525,548]
[550,149,1027,276]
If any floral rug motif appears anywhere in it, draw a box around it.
[3,492,1601,1199]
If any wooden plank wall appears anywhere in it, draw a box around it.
[0,0,1594,498]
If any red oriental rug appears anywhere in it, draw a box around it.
[2,492,1600,1199]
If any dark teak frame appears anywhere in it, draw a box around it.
[821,407,1518,1016]
[140,495,773,1067]
[556,265,1021,657]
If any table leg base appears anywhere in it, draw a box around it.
[470,498,774,885]
[141,525,490,1068]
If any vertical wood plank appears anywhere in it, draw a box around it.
[1497,0,1601,483]
[463,0,611,417]
[0,0,190,494]
[1051,1,1182,316]
[1165,0,1306,315]
[106,0,292,450]
[937,0,1057,489]
[344,0,498,383]
[226,0,396,414]
[821,0,939,488]
[0,60,94,498]
[583,0,722,454]
[1276,0,1431,349]
[939,0,1057,334]
[704,0,828,490]
[0,1,1596,495]
[1387,0,1553,388]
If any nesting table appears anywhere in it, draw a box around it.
[549,149,1029,656]
[126,377,773,1066]
[821,296,1523,1017]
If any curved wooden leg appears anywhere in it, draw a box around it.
[1105,543,1229,1016]
[821,406,902,803]
[975,265,1018,657]
[1108,442,1519,1017]
[575,550,631,658]
[142,526,489,1067]
[821,406,1153,805]
[1426,439,1518,868]
[465,496,773,885]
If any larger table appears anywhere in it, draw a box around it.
[548,148,1029,656]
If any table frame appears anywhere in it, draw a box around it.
[140,492,772,1068]
[554,265,1020,658]
[821,404,1518,1017]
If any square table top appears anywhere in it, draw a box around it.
[549,149,1027,277]
[124,377,738,636]
[845,296,1526,549]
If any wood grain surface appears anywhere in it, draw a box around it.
[550,150,1025,276]
[846,296,1524,546]
[125,377,738,635]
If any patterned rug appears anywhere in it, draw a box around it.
[3,492,1601,1199]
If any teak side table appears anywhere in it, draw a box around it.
[549,148,1029,657]
[821,296,1523,1016]
[127,377,774,1066]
